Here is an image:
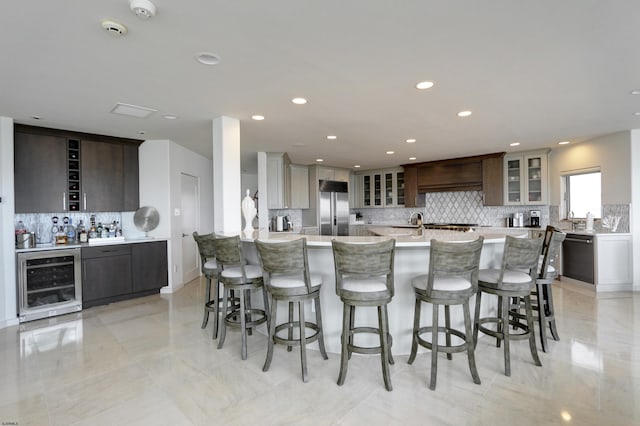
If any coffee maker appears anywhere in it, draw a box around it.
[529,210,541,227]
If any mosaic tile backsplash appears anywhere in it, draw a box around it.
[15,212,124,244]
[352,191,550,227]
[549,204,630,233]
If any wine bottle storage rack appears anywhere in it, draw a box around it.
[67,139,81,211]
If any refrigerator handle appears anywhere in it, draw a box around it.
[334,216,336,226]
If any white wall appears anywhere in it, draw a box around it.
[631,130,640,291]
[139,140,214,293]
[548,131,632,206]
[0,117,18,328]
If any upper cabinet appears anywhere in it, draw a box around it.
[503,150,549,205]
[265,153,309,209]
[353,168,404,208]
[14,125,141,213]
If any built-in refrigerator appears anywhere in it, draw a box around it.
[319,179,349,236]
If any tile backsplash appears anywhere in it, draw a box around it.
[352,191,549,227]
[15,212,124,244]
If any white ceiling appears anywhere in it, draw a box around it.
[2,1,640,173]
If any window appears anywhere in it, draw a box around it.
[564,171,601,218]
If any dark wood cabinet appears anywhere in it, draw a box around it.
[403,166,418,208]
[81,140,124,212]
[82,245,132,307]
[13,125,141,213]
[131,241,168,292]
[14,131,68,213]
[482,156,504,206]
[82,241,167,308]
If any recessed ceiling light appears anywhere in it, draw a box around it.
[510,142,520,146]
[195,52,221,65]
[163,113,178,120]
[558,141,570,145]
[409,157,417,161]
[292,98,307,105]
[316,158,324,162]
[630,89,640,95]
[457,110,472,117]
[386,151,395,155]
[354,165,361,168]
[327,135,337,140]
[251,115,265,121]
[634,112,640,116]
[406,138,416,143]
[31,116,41,120]
[416,81,434,90]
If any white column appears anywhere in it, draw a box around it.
[631,130,640,291]
[0,117,18,328]
[212,116,242,233]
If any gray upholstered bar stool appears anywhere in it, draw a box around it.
[192,232,219,338]
[408,237,484,390]
[214,235,270,360]
[255,238,328,382]
[331,239,396,391]
[473,235,544,376]
[512,226,566,352]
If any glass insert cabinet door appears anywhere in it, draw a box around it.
[526,157,543,202]
[506,157,522,203]
[363,175,371,206]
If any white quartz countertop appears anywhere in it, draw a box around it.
[15,237,169,253]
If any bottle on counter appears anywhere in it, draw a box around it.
[108,221,116,238]
[89,215,97,239]
[51,216,60,244]
[78,220,87,243]
[15,221,26,235]
[65,217,76,242]
[55,217,67,245]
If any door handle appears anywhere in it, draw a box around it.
[182,233,189,237]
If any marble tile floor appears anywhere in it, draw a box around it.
[1,278,639,426]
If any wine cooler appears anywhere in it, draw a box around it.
[17,248,82,322]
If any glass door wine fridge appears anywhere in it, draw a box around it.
[17,248,82,322]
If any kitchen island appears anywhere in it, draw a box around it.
[233,227,527,355]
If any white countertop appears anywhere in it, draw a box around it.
[15,236,169,253]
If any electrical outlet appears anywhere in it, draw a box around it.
[174,208,181,216]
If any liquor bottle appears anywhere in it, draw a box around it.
[78,220,88,243]
[65,217,76,242]
[96,222,103,239]
[55,217,67,245]
[108,221,116,238]
[89,215,97,239]
[51,216,59,244]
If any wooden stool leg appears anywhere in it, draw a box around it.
[263,295,278,372]
[299,301,308,382]
[408,297,421,364]
[501,295,511,376]
[314,296,328,360]
[379,304,393,391]
[444,304,452,361]
[429,302,439,390]
[524,295,542,367]
[201,276,211,329]
[463,301,481,385]
[217,286,229,349]
[337,303,350,386]
[287,301,294,352]
[212,278,220,339]
[546,286,560,341]
[348,305,355,360]
[496,295,503,348]
[384,304,394,365]
[536,283,548,352]
[473,290,482,349]
[240,289,248,360]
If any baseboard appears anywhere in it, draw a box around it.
[0,317,19,329]
[160,282,184,294]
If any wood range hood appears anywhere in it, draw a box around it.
[401,152,505,207]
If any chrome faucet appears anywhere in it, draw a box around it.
[568,211,576,231]
[408,211,424,226]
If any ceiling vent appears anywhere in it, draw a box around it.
[130,0,157,20]
[101,20,128,37]
[110,103,157,118]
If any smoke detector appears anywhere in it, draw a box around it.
[101,20,128,37]
[130,0,157,20]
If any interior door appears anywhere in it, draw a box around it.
[181,173,199,283]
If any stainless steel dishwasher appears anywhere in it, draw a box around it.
[562,233,595,284]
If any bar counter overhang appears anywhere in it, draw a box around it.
[225,227,527,355]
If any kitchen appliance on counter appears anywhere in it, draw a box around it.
[319,179,349,236]
[529,210,541,227]
[16,248,82,322]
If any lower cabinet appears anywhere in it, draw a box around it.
[82,241,167,308]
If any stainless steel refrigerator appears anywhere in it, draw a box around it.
[319,180,349,236]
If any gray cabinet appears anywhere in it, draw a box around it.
[504,150,549,205]
[82,241,167,308]
[266,153,309,209]
[289,164,309,209]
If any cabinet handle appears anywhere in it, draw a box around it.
[63,192,66,211]
[83,193,87,210]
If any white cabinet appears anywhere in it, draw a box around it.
[265,153,309,209]
[504,150,549,205]
[289,164,309,209]
[595,234,632,292]
[315,166,351,182]
[355,168,405,208]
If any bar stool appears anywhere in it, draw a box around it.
[408,237,484,390]
[214,235,270,360]
[331,239,395,391]
[192,232,219,338]
[255,238,328,382]
[473,235,544,376]
[512,226,566,352]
